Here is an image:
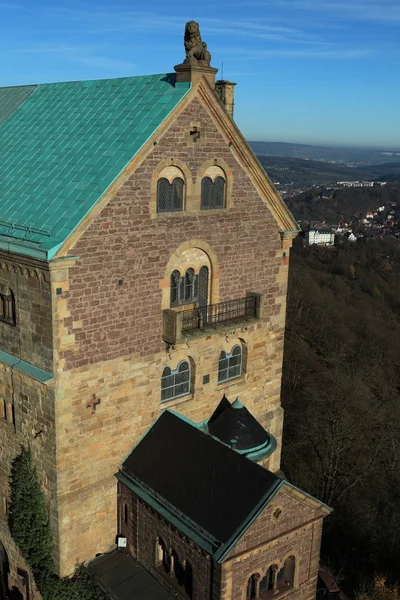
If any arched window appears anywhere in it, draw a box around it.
[155,538,163,567]
[170,267,208,308]
[157,177,184,212]
[201,175,225,210]
[184,560,193,598]
[161,361,191,402]
[170,270,184,306]
[0,289,16,326]
[172,550,185,586]
[246,574,260,600]
[260,565,278,593]
[279,556,295,587]
[218,345,242,383]
[0,398,6,421]
[184,268,198,302]
[155,537,168,570]
[198,266,209,307]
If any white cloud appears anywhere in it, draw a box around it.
[226,46,372,60]
[244,0,400,24]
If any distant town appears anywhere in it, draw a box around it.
[280,182,400,245]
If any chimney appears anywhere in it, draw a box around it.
[174,21,218,88]
[215,80,237,118]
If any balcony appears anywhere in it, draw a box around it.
[162,292,263,345]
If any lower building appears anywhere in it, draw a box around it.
[116,402,330,600]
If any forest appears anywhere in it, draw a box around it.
[285,185,400,224]
[281,237,400,595]
[255,155,400,187]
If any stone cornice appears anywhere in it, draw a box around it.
[0,248,49,271]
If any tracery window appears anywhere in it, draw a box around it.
[201,175,225,210]
[246,574,260,600]
[170,266,208,307]
[157,177,184,212]
[0,289,16,326]
[259,565,278,593]
[280,556,295,587]
[161,361,191,402]
[155,539,193,598]
[218,345,242,383]
[246,558,296,599]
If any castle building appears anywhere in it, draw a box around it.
[0,22,330,600]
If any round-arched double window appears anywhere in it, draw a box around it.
[157,177,184,212]
[161,361,191,402]
[201,176,225,210]
[218,345,242,383]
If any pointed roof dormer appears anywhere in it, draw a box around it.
[208,395,277,461]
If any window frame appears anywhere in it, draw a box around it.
[200,175,226,210]
[170,266,208,308]
[218,345,243,383]
[0,288,16,326]
[161,360,191,403]
[157,176,185,213]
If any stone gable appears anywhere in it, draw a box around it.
[50,92,292,574]
[229,486,324,558]
[62,94,285,369]
[223,486,325,600]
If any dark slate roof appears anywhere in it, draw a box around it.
[208,393,231,425]
[120,411,281,549]
[0,74,190,259]
[208,396,270,451]
[89,551,174,600]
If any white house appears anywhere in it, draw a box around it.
[307,227,335,246]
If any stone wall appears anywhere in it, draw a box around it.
[119,482,220,600]
[0,363,57,596]
[54,322,285,573]
[118,482,324,600]
[62,95,288,369]
[222,489,325,600]
[0,254,53,373]
[229,488,323,558]
[52,93,292,575]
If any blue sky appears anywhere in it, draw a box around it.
[1,0,399,148]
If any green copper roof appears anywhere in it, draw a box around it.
[0,74,190,259]
[0,349,53,383]
[0,85,37,126]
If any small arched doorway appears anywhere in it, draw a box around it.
[0,541,9,600]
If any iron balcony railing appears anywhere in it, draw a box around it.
[162,293,263,344]
[182,295,258,334]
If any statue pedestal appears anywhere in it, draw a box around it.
[174,61,218,88]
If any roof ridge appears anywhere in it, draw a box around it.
[0,72,190,259]
[0,72,175,90]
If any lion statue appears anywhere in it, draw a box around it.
[184,21,212,65]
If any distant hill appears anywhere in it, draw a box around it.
[256,155,400,187]
[286,185,400,223]
[249,141,400,165]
